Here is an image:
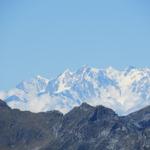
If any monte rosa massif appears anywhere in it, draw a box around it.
[0,66,150,115]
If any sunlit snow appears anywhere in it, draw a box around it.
[1,66,150,115]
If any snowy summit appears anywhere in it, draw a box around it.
[1,66,150,115]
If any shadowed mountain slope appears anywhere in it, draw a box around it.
[0,99,149,150]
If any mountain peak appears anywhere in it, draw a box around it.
[124,66,136,75]
[0,99,10,109]
[106,66,118,71]
[59,69,73,77]
[2,66,150,115]
[89,105,117,122]
[76,65,91,73]
[96,105,116,115]
[80,102,94,110]
[35,75,49,82]
[16,75,49,93]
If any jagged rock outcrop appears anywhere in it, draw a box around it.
[0,99,149,150]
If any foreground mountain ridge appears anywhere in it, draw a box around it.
[1,66,150,115]
[0,99,149,150]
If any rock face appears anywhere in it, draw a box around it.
[0,99,149,150]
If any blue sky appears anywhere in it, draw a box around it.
[0,0,150,90]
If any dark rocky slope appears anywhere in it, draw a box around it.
[0,100,149,150]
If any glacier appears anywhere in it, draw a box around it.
[1,66,150,115]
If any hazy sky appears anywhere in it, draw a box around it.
[0,0,150,90]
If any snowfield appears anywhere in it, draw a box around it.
[1,66,150,115]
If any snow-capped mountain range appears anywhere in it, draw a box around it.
[0,66,150,115]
